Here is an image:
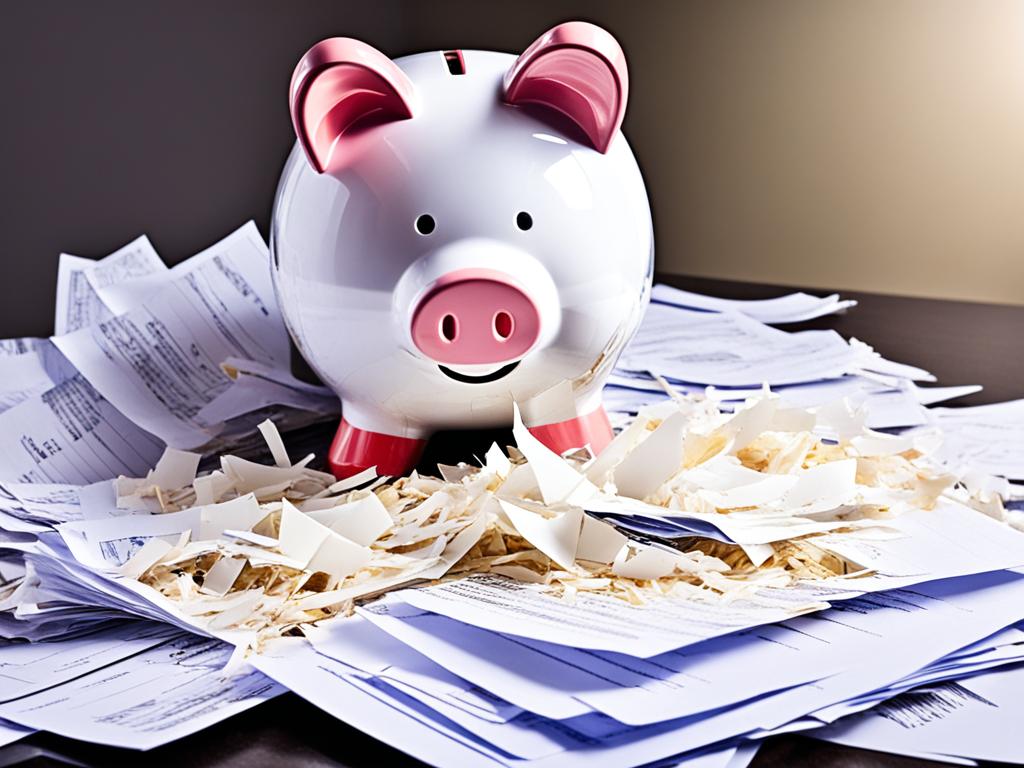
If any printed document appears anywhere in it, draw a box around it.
[54,223,290,448]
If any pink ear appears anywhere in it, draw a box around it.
[503,22,628,154]
[289,38,416,173]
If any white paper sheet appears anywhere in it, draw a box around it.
[54,235,165,335]
[0,344,57,414]
[618,304,858,387]
[60,507,201,570]
[198,494,267,540]
[279,499,372,578]
[53,222,290,448]
[806,500,1024,592]
[388,574,827,658]
[0,374,164,485]
[612,411,686,499]
[0,339,45,357]
[641,571,1024,756]
[346,570,1022,768]
[809,629,1024,724]
[306,618,573,760]
[1,483,82,524]
[76,480,121,520]
[814,663,1024,763]
[0,621,177,701]
[651,284,856,324]
[255,638,750,768]
[0,633,283,749]
[307,492,393,546]
[912,399,1024,480]
[351,601,590,720]
[499,500,583,571]
[307,616,525,724]
[353,571,1024,734]
[253,640,503,766]
[0,718,33,748]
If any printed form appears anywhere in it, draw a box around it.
[54,222,291,449]
[0,374,164,484]
[0,633,283,749]
[618,303,858,387]
[0,621,178,701]
[54,235,166,336]
[253,639,751,768]
[341,572,1024,733]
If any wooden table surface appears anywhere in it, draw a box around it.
[4,273,1023,768]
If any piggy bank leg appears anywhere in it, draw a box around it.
[527,406,614,458]
[328,418,427,479]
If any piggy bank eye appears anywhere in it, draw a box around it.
[415,214,436,235]
[516,211,533,231]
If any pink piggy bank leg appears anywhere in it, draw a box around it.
[328,419,427,479]
[527,406,614,458]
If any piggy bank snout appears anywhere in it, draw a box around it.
[410,269,541,365]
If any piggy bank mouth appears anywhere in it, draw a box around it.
[437,361,520,384]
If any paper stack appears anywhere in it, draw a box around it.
[0,222,338,494]
[910,400,1024,489]
[605,283,982,436]
[1,222,1023,767]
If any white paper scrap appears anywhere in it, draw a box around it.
[512,404,597,506]
[612,544,682,580]
[199,494,267,540]
[499,500,582,571]
[118,537,175,579]
[308,492,393,547]
[257,418,291,468]
[576,515,628,564]
[613,412,687,499]
[279,499,371,579]
[201,556,247,596]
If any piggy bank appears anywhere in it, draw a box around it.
[270,21,653,478]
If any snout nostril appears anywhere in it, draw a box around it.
[493,311,514,341]
[440,314,458,342]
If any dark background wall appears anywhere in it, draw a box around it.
[2,0,1023,339]
[0,0,407,337]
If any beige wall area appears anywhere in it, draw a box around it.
[407,0,1024,305]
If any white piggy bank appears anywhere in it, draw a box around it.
[271,21,653,478]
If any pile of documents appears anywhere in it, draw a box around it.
[1,222,1023,767]
[605,283,983,435]
[0,221,337,493]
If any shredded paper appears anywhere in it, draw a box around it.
[97,389,1010,654]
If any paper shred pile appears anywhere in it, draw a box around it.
[117,390,1007,650]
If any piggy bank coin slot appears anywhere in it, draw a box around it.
[443,50,466,75]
